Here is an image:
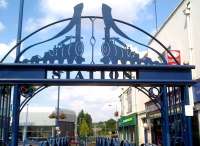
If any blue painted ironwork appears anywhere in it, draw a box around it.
[20,3,85,64]
[89,18,96,64]
[20,86,48,112]
[0,3,194,146]
[16,4,165,65]
[0,64,194,87]
[161,85,170,146]
[135,87,161,109]
[0,86,11,145]
[183,86,193,146]
[0,4,179,65]
[101,4,165,65]
[96,137,135,146]
[39,136,68,146]
[11,85,21,146]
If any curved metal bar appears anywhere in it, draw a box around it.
[20,86,48,112]
[2,16,177,64]
[15,15,166,64]
[15,38,58,62]
[20,86,44,103]
[16,3,84,63]
[135,86,161,110]
[141,86,162,101]
[0,17,72,63]
[112,19,179,64]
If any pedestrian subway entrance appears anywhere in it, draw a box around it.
[0,3,195,146]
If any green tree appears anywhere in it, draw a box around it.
[93,119,117,136]
[85,113,93,135]
[106,119,116,132]
[80,118,90,137]
[77,110,93,136]
[77,110,85,136]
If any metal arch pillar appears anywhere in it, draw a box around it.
[11,85,21,146]
[182,85,193,146]
[161,85,170,146]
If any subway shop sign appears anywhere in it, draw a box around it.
[119,113,137,127]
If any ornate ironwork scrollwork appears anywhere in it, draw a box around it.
[11,3,172,66]
[21,3,85,64]
[20,85,38,98]
[101,4,165,65]
[148,87,162,99]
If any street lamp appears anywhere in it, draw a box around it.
[52,71,62,137]
[56,85,61,136]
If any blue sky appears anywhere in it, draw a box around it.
[0,0,181,122]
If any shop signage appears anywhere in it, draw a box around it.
[114,111,119,117]
[118,113,137,127]
[165,50,181,65]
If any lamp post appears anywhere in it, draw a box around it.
[52,71,62,137]
[56,85,61,136]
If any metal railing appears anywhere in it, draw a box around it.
[96,137,136,146]
[38,137,68,146]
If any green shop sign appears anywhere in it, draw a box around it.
[118,113,137,127]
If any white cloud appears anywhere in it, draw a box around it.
[24,17,57,33]
[0,0,7,8]
[27,86,122,122]
[25,0,152,33]
[40,0,152,21]
[0,40,16,61]
[0,21,5,32]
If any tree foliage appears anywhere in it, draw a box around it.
[77,110,93,136]
[94,118,117,136]
[79,118,90,137]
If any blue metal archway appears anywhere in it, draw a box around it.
[0,3,195,146]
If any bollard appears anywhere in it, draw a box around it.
[119,140,124,146]
[56,137,61,146]
[61,137,64,146]
[106,138,111,146]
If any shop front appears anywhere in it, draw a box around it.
[192,81,200,146]
[118,113,138,146]
[145,101,161,145]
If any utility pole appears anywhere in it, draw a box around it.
[56,85,61,136]
[11,0,24,145]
